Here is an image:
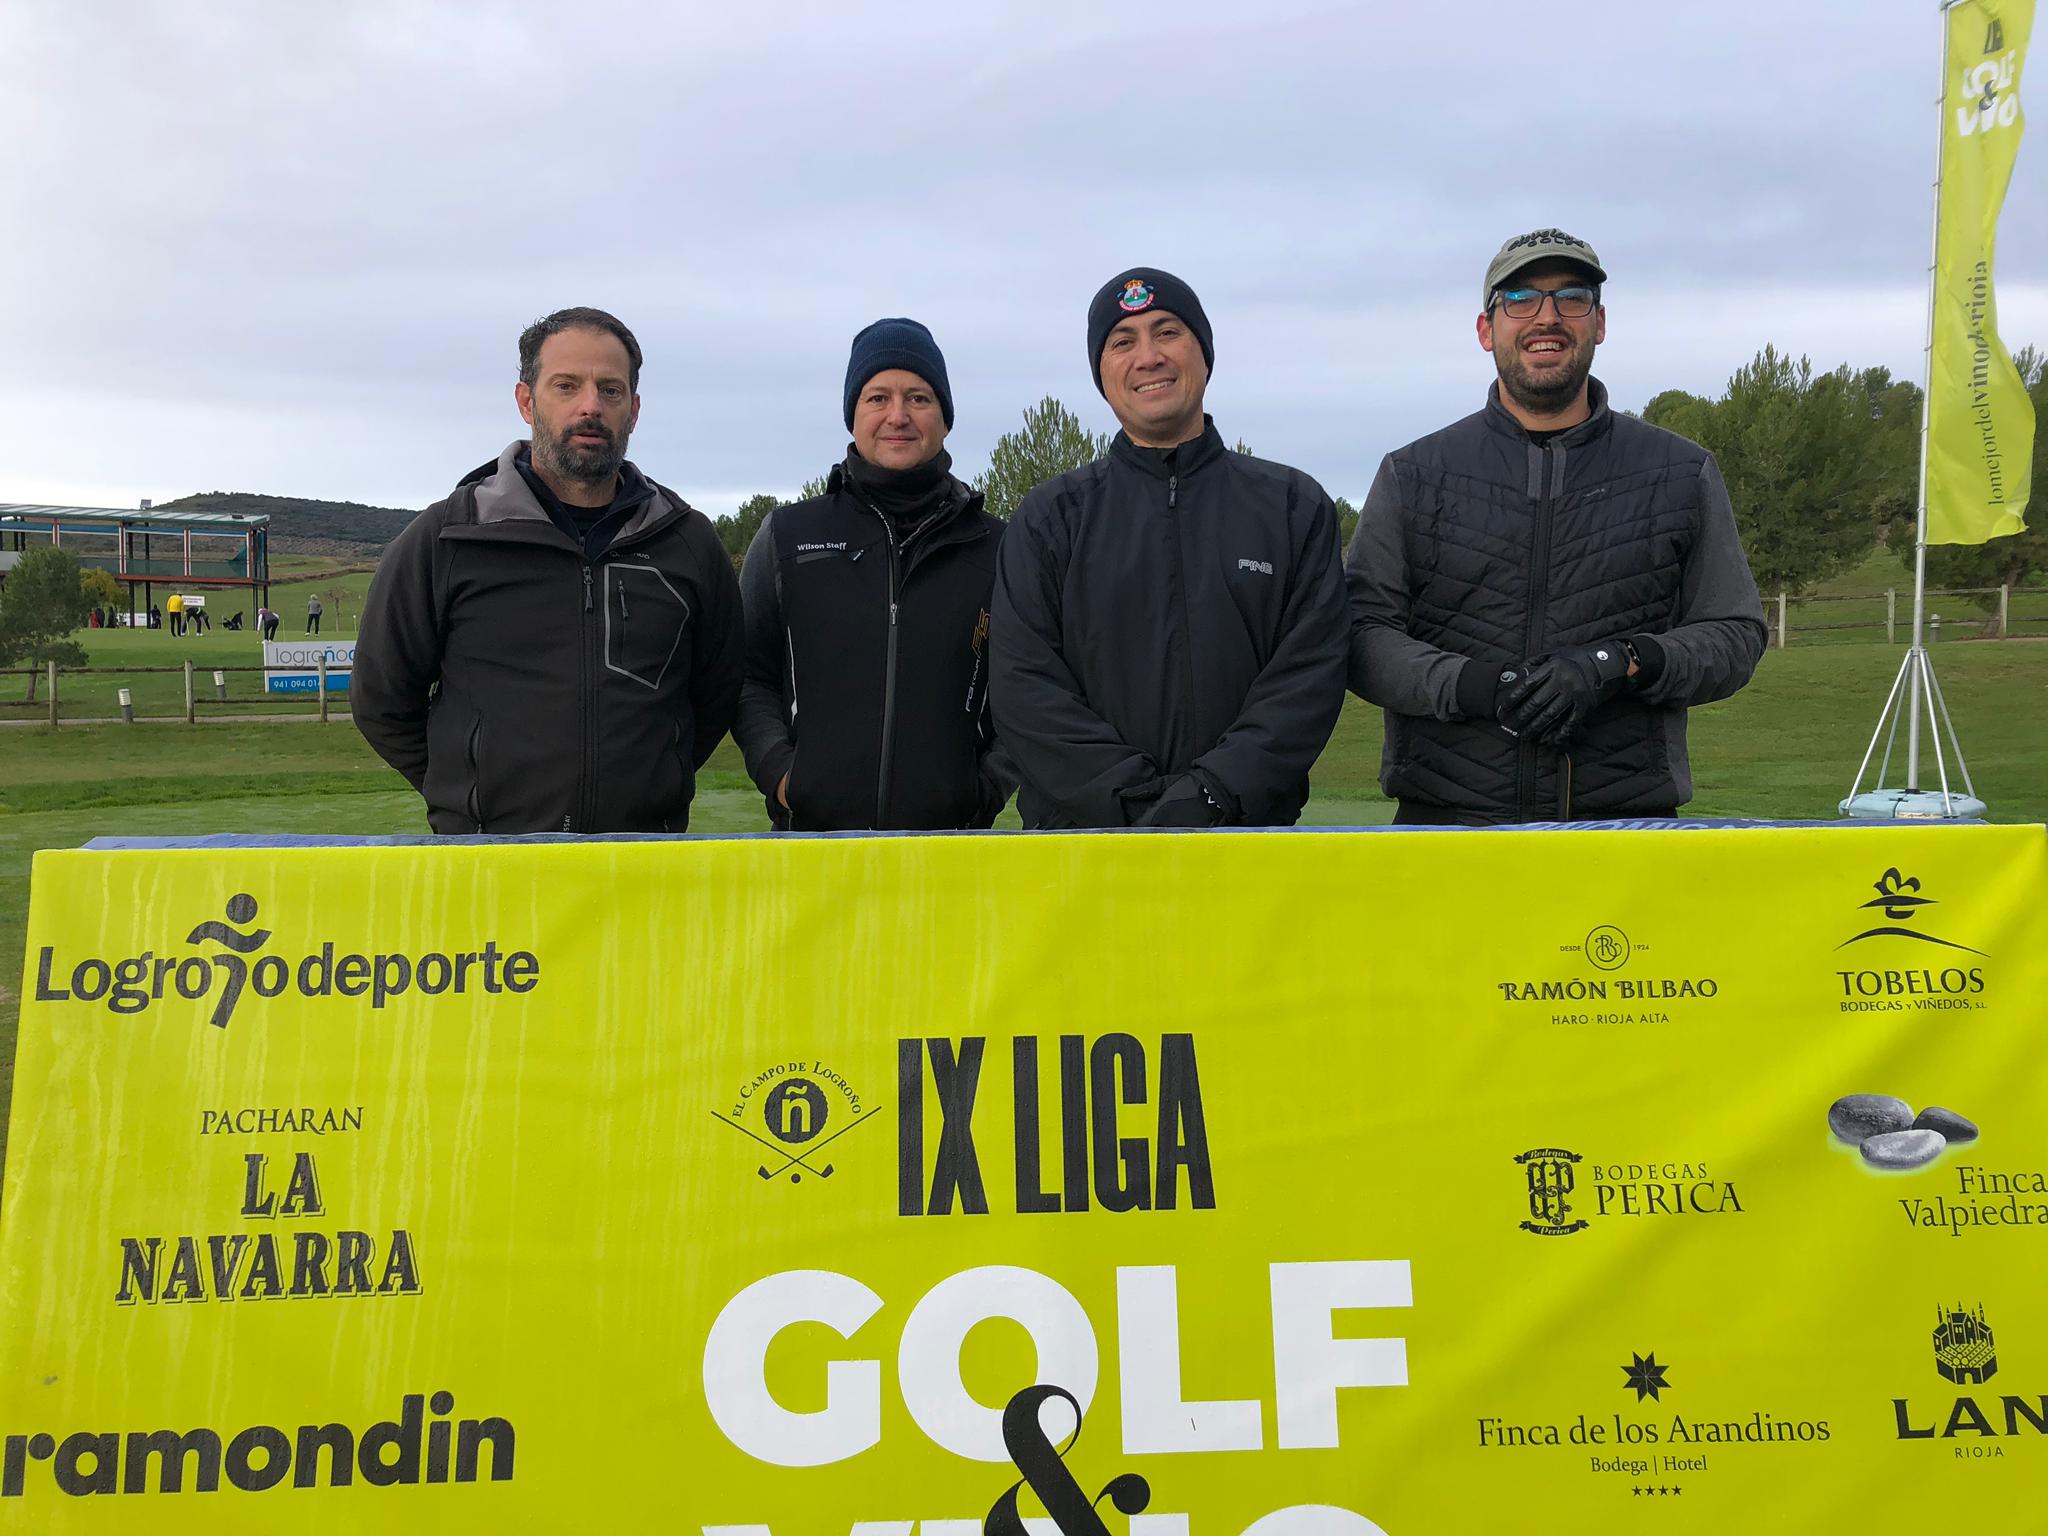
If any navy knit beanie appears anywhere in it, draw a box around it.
[843,318,954,429]
[1087,268,1214,395]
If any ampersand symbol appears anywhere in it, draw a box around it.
[984,1385,1151,1536]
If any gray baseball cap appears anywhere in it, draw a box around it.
[1482,229,1607,309]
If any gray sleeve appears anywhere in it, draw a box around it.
[733,513,796,799]
[1345,455,1495,721]
[1633,456,1768,708]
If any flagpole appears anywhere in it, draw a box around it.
[1843,0,1988,820]
[1906,0,1957,790]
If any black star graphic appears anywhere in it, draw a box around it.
[1672,1486,1684,1496]
[1621,1351,1671,1402]
[1632,1487,1644,1497]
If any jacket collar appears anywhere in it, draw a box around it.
[1108,416,1227,481]
[465,441,684,544]
[1482,376,1612,446]
[824,462,989,537]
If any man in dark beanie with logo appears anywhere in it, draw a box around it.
[990,268,1348,828]
[734,318,1011,830]
[1346,229,1764,824]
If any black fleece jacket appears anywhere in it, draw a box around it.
[734,463,1009,830]
[353,441,743,834]
[990,420,1348,829]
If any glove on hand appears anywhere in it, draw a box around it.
[1134,774,1226,828]
[1499,640,1633,745]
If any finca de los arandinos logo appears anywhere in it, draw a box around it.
[34,894,539,1030]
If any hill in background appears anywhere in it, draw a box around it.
[159,491,418,555]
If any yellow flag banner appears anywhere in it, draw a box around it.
[4,824,2047,1533]
[1928,0,2036,545]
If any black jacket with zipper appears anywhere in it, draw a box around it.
[1345,378,1766,823]
[990,420,1349,829]
[734,467,1008,830]
[353,441,743,834]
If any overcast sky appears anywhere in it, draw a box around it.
[3,0,2042,517]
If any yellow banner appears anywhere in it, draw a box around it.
[1928,0,2036,545]
[3,825,2047,1532]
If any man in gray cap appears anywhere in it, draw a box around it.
[1345,230,1765,824]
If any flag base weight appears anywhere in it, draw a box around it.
[1840,644,1987,821]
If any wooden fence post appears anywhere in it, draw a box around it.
[183,659,195,724]
[2000,584,2010,638]
[1776,592,1788,649]
[1886,588,1896,644]
[318,654,329,723]
[47,661,58,727]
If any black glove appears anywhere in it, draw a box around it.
[1133,774,1226,828]
[1499,641,1633,746]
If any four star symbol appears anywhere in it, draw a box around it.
[1621,1351,1671,1402]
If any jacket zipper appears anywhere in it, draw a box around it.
[1167,473,1199,761]
[575,562,596,832]
[1521,446,1556,822]
[876,518,902,828]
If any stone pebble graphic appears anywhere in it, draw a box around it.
[1828,1093,1979,1170]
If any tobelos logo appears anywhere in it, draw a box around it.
[34,894,539,1030]
[718,1059,883,1185]
[1838,867,1986,956]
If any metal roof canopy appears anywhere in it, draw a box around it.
[0,504,270,535]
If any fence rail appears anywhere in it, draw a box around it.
[1767,585,2047,648]
[0,659,349,726]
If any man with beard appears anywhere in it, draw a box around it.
[734,319,1009,829]
[354,307,742,834]
[1346,230,1765,824]
[991,267,1348,828]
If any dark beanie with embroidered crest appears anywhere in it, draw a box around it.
[1086,268,1214,395]
[843,317,954,429]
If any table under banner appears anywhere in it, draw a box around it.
[2,822,2044,1533]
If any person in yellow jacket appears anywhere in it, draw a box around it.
[165,592,185,638]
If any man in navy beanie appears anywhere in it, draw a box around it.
[990,267,1348,828]
[734,318,1012,830]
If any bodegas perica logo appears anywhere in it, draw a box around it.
[32,894,540,1030]
[717,1059,882,1187]
[1514,1146,1743,1237]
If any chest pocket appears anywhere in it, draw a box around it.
[604,563,691,690]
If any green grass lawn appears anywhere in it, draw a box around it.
[2,631,2043,1184]
[0,558,379,722]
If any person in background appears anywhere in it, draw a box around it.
[305,594,322,635]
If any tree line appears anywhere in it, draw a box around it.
[712,345,2047,610]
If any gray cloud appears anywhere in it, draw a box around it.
[2,0,2040,513]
